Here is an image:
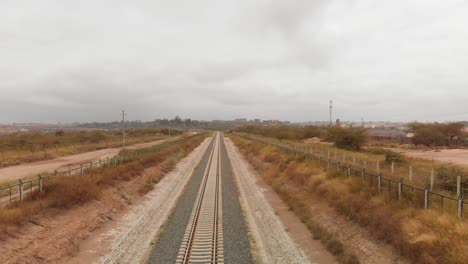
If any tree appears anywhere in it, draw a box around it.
[408,122,464,147]
[326,127,367,150]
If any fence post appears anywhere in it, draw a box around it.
[80,164,84,174]
[376,160,380,173]
[361,169,366,182]
[327,150,330,168]
[69,168,71,175]
[38,174,43,192]
[90,161,93,168]
[424,185,429,209]
[18,179,24,202]
[458,193,464,219]
[409,165,413,182]
[430,169,434,191]
[391,162,394,175]
[398,178,403,200]
[457,176,461,198]
[352,155,355,165]
[378,174,382,193]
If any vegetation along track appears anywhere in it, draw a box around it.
[176,132,224,264]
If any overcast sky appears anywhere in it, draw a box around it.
[1,0,468,123]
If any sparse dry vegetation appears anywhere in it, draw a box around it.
[0,128,183,167]
[0,134,205,236]
[231,135,468,264]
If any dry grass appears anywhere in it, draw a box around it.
[0,135,205,235]
[0,130,173,168]
[231,135,468,264]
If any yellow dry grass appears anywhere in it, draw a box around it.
[231,135,468,264]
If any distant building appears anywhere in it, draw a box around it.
[367,128,412,143]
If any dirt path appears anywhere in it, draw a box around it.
[0,138,209,264]
[225,138,331,264]
[0,139,168,183]
[389,147,468,167]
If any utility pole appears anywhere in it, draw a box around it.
[329,100,333,126]
[121,109,126,147]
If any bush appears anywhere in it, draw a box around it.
[326,127,367,151]
[385,151,404,164]
[434,165,467,193]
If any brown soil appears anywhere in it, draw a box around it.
[0,138,206,264]
[0,139,167,183]
[389,147,468,167]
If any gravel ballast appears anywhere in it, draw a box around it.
[147,138,215,264]
[219,136,254,264]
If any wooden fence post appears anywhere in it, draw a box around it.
[361,169,366,182]
[430,169,434,191]
[458,193,464,219]
[18,179,24,202]
[391,162,394,175]
[378,174,382,193]
[80,164,84,174]
[424,185,429,209]
[376,160,380,173]
[38,175,43,192]
[457,176,461,198]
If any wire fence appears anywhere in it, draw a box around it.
[0,133,205,206]
[238,133,467,220]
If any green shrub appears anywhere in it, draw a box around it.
[434,165,467,193]
[385,152,404,163]
[326,127,367,151]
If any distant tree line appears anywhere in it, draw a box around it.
[236,125,325,140]
[77,116,235,131]
[408,122,466,147]
[236,125,368,150]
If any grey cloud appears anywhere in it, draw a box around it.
[1,0,468,123]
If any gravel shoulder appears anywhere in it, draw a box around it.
[224,137,312,264]
[219,136,254,264]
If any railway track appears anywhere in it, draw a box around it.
[176,133,224,264]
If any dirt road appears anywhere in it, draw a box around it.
[0,139,167,183]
